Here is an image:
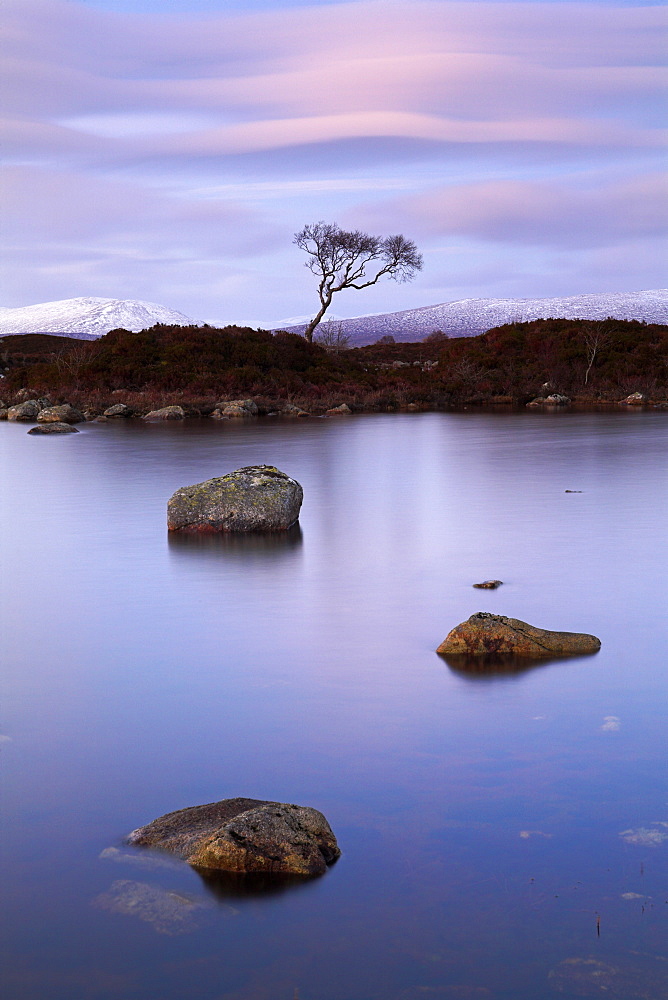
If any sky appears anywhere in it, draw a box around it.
[2,0,666,326]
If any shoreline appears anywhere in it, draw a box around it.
[2,391,667,426]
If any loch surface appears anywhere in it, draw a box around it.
[1,410,667,999]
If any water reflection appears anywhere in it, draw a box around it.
[2,411,667,1000]
[438,650,599,679]
[168,524,303,564]
[196,866,326,901]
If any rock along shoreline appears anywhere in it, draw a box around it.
[3,393,666,427]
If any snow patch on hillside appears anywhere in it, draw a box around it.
[0,297,195,338]
[280,290,668,344]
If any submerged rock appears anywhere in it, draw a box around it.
[618,825,668,847]
[128,797,340,876]
[93,879,208,935]
[437,612,600,658]
[28,422,79,434]
[167,465,303,533]
[548,956,668,997]
[395,989,492,999]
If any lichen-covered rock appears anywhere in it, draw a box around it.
[213,398,259,418]
[37,404,84,424]
[620,392,647,405]
[167,465,303,533]
[437,612,601,657]
[104,403,134,418]
[144,405,186,420]
[7,399,42,422]
[0,408,7,420]
[527,394,570,407]
[326,403,352,415]
[128,798,340,876]
[28,422,79,434]
[281,403,310,417]
[545,393,570,405]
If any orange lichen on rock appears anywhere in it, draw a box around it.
[437,612,600,658]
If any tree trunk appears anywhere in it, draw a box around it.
[303,298,330,343]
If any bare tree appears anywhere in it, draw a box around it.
[314,320,351,353]
[583,321,612,386]
[53,342,95,388]
[294,221,422,342]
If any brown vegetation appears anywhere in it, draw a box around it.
[1,317,666,414]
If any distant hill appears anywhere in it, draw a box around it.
[280,290,668,344]
[0,297,194,338]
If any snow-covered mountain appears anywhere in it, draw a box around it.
[280,290,668,345]
[0,297,195,338]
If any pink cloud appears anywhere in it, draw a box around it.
[2,0,664,162]
[1,0,664,316]
[356,173,668,248]
[1,164,278,253]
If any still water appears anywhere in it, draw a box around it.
[1,411,667,1000]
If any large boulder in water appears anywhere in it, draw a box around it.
[128,798,340,876]
[167,465,303,533]
[28,422,79,435]
[437,612,601,658]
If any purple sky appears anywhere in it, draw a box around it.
[2,0,666,326]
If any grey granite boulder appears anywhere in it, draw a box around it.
[437,612,601,657]
[167,465,303,533]
[37,404,85,424]
[144,405,186,420]
[128,798,340,876]
[281,403,310,417]
[7,399,42,422]
[28,422,79,434]
[104,403,134,418]
[213,398,258,418]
